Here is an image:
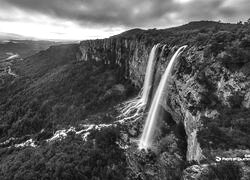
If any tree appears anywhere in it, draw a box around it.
[243,18,250,25]
[237,21,243,25]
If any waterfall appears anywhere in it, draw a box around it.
[140,43,160,106]
[117,44,160,122]
[159,45,167,58]
[139,45,187,150]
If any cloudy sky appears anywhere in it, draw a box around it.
[0,0,249,41]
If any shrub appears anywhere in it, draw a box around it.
[207,162,242,180]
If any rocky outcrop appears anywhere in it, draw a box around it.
[242,91,250,108]
[102,84,126,101]
[182,165,210,180]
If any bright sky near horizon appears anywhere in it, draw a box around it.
[0,0,249,41]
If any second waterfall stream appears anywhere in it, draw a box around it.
[139,45,187,150]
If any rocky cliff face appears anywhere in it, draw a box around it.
[79,38,155,87]
[78,23,250,179]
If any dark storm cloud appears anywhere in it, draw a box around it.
[0,0,179,27]
[0,0,249,28]
[176,0,225,22]
[217,0,250,21]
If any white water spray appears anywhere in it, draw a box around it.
[117,44,161,122]
[7,66,17,77]
[139,45,187,150]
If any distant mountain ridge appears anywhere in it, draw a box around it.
[112,20,238,39]
[0,40,60,59]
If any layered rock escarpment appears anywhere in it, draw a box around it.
[79,24,250,179]
[171,47,249,152]
[79,38,154,88]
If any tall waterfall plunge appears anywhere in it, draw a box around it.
[140,44,161,106]
[139,45,187,150]
[117,44,162,122]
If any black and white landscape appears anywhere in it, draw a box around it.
[0,0,250,180]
